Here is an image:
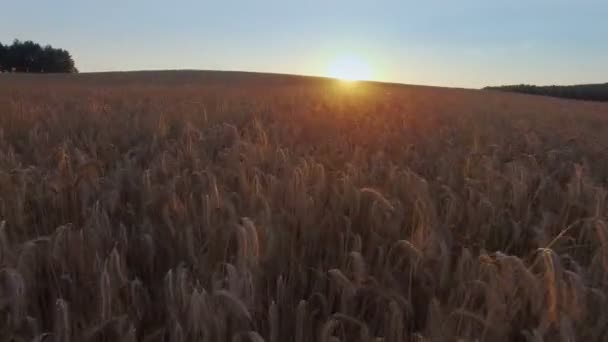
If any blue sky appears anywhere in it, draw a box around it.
[1,0,607,87]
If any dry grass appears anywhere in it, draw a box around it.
[0,71,608,341]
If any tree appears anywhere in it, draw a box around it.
[484,83,608,102]
[0,39,77,73]
[43,47,77,73]
[0,42,6,71]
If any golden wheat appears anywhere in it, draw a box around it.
[0,72,607,341]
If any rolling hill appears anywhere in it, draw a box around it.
[0,71,608,341]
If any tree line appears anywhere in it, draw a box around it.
[0,39,77,73]
[484,83,608,102]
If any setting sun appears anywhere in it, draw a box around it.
[326,56,373,81]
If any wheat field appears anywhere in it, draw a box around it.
[1,71,608,341]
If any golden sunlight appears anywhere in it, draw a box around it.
[325,56,373,81]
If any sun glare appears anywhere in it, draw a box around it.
[326,56,373,82]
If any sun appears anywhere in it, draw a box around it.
[326,56,373,81]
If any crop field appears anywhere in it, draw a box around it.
[1,71,608,341]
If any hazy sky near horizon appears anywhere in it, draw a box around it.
[1,0,607,88]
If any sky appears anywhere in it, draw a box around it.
[1,0,607,88]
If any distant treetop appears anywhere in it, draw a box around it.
[0,39,77,73]
[484,83,608,102]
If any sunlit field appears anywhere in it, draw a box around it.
[1,71,608,341]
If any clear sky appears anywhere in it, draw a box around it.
[1,0,607,88]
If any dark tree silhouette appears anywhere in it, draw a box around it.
[0,39,77,73]
[0,42,5,70]
[484,83,608,102]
